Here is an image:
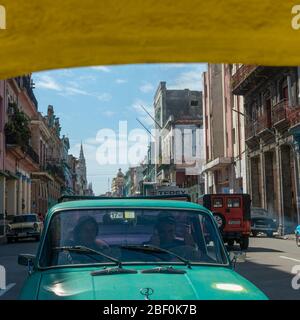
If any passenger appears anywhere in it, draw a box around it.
[149,214,195,249]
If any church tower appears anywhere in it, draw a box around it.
[76,143,87,195]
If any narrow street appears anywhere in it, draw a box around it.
[0,237,299,300]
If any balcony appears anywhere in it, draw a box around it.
[232,65,258,95]
[272,99,290,131]
[232,66,285,95]
[256,114,275,140]
[24,145,39,164]
[46,163,65,182]
[5,132,39,164]
[15,76,38,110]
[245,122,259,148]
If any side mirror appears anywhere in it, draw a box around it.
[229,251,246,268]
[18,254,36,274]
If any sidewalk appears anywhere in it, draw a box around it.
[275,233,296,241]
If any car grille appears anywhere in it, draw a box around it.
[12,227,35,233]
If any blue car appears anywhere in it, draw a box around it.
[296,225,300,247]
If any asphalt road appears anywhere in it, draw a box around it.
[0,236,299,300]
[0,239,39,300]
[235,236,300,299]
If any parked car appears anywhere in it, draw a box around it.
[296,225,300,247]
[250,207,278,237]
[6,214,43,243]
[202,194,251,250]
[18,196,267,300]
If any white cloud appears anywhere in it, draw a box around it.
[78,74,97,82]
[97,93,112,102]
[139,82,154,93]
[159,63,187,69]
[35,75,62,91]
[83,138,99,145]
[102,110,116,117]
[168,66,205,91]
[64,87,90,96]
[115,79,128,84]
[91,66,111,73]
[34,73,111,101]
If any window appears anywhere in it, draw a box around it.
[213,198,223,208]
[192,129,196,157]
[191,100,198,106]
[227,198,241,208]
[232,128,236,145]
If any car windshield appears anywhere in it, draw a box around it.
[39,208,228,267]
[13,215,37,223]
[251,208,270,217]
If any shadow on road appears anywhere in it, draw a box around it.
[246,247,284,253]
[226,245,284,253]
[236,260,300,300]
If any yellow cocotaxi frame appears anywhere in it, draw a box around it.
[0,0,299,79]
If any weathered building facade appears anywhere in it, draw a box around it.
[111,168,125,197]
[232,65,300,233]
[202,64,247,194]
[154,82,204,200]
[4,76,40,218]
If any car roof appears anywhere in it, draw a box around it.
[48,199,211,217]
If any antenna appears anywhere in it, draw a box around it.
[136,118,155,138]
[140,104,162,129]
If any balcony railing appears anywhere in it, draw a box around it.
[46,163,65,181]
[232,65,257,91]
[256,114,272,134]
[15,76,38,110]
[272,99,289,125]
[24,145,39,164]
[245,122,256,140]
[5,135,39,164]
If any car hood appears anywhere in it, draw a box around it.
[37,266,267,300]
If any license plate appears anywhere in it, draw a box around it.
[18,232,27,237]
[228,220,240,225]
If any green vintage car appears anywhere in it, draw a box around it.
[18,197,267,300]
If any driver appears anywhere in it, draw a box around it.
[72,216,108,250]
[149,214,196,250]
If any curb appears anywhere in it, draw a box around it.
[275,234,296,241]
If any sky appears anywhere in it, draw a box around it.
[32,63,207,195]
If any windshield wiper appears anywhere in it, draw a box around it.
[53,245,122,267]
[53,245,138,276]
[141,266,186,274]
[121,244,192,268]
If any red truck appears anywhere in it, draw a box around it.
[202,194,251,250]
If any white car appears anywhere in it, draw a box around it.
[6,214,43,243]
